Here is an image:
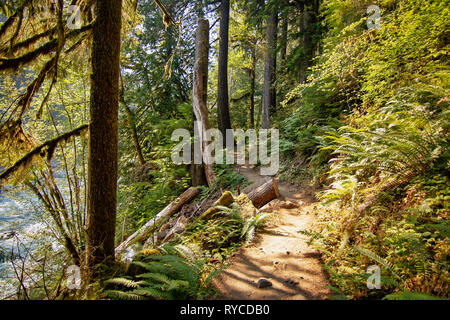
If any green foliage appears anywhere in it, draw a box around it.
[278,0,450,300]
[104,246,219,300]
[183,204,245,252]
[279,105,341,158]
[308,95,449,298]
[117,101,192,240]
[214,164,246,189]
[242,212,272,245]
[117,164,190,235]
[383,291,445,300]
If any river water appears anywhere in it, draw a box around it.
[0,188,47,299]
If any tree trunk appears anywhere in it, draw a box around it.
[298,0,318,83]
[217,0,232,140]
[115,187,199,256]
[120,73,146,166]
[280,12,288,65]
[249,45,256,129]
[297,3,305,82]
[123,103,146,166]
[246,178,280,209]
[262,8,278,129]
[85,0,122,269]
[191,112,207,186]
[192,18,215,187]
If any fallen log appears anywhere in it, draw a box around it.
[156,191,239,245]
[246,178,280,209]
[153,179,281,247]
[115,187,199,256]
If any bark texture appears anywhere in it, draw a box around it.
[280,13,288,64]
[249,46,256,129]
[85,0,122,268]
[298,0,319,83]
[192,18,215,187]
[217,0,232,139]
[190,112,207,187]
[246,178,280,209]
[262,8,278,129]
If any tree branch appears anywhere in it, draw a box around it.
[0,124,89,183]
[0,23,93,72]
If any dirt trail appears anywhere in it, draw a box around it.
[213,164,331,300]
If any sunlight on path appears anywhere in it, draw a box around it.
[213,164,331,300]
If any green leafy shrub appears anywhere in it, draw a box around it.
[280,0,450,300]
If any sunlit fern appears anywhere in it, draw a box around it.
[383,291,445,300]
[241,212,273,245]
[353,246,402,285]
[104,253,215,300]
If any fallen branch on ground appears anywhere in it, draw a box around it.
[115,187,199,257]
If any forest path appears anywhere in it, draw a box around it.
[212,164,331,300]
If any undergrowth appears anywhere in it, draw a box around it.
[279,0,449,300]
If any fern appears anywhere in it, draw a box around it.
[104,250,217,300]
[383,291,445,300]
[104,278,141,289]
[353,246,402,284]
[241,212,272,244]
[137,272,172,284]
[173,244,203,262]
[103,290,146,300]
[129,288,173,300]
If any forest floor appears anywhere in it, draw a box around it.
[213,164,332,300]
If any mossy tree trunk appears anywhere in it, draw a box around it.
[85,0,122,270]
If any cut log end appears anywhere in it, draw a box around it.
[246,178,280,209]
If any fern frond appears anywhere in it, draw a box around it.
[105,278,140,289]
[204,268,224,286]
[174,244,203,262]
[353,246,402,282]
[165,279,189,291]
[383,291,444,300]
[130,287,173,300]
[103,290,146,300]
[137,272,172,284]
[132,261,178,278]
[167,260,200,286]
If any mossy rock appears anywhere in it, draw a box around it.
[200,191,235,220]
[236,193,257,219]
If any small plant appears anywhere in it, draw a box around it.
[383,291,445,300]
[103,245,220,300]
[241,212,272,245]
[183,204,244,252]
